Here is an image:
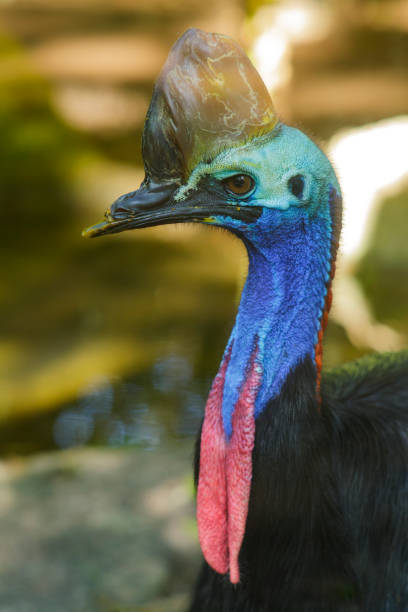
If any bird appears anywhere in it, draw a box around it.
[84,28,408,612]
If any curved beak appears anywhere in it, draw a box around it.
[83,179,263,239]
[83,181,177,238]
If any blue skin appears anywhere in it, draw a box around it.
[179,124,341,439]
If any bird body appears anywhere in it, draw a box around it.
[84,28,408,611]
[191,351,408,611]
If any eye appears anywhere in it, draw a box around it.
[223,174,254,196]
[288,174,305,199]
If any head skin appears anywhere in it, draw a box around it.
[174,122,339,236]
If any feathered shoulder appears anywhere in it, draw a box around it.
[321,350,408,419]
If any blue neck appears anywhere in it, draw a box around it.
[222,207,333,438]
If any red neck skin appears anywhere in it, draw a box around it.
[197,342,262,583]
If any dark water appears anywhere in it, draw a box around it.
[1,359,211,455]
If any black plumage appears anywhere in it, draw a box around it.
[190,352,408,611]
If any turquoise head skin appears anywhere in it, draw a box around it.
[176,122,339,228]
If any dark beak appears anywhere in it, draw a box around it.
[82,179,262,238]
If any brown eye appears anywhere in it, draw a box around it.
[223,174,254,196]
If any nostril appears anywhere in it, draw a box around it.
[110,200,130,218]
[110,191,135,217]
[110,190,140,217]
[114,203,128,214]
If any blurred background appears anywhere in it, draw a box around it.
[0,0,407,609]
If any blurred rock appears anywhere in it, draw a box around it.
[0,445,200,611]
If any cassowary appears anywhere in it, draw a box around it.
[84,29,408,612]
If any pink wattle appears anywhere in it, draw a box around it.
[197,343,261,583]
[226,347,261,583]
[196,346,231,575]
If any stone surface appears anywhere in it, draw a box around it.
[0,445,200,611]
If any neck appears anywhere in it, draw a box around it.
[222,207,334,437]
[197,191,340,583]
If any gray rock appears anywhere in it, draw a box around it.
[0,445,200,611]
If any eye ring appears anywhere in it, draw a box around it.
[223,174,255,197]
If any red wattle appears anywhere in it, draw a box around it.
[197,347,231,575]
[227,347,261,583]
[197,342,262,583]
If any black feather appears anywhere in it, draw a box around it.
[190,351,408,611]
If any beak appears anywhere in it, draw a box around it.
[82,179,262,239]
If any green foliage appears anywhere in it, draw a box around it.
[0,34,91,250]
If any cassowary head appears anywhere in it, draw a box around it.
[84,28,339,247]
